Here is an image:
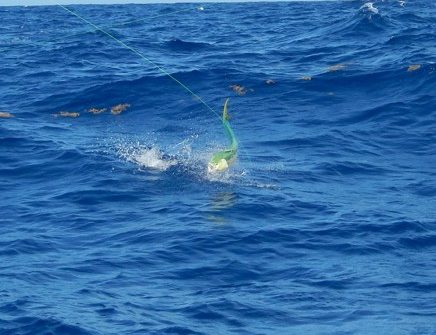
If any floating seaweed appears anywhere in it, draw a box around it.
[0,112,14,118]
[407,64,421,72]
[111,103,130,115]
[88,107,107,114]
[54,111,80,118]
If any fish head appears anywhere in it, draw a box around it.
[208,158,229,173]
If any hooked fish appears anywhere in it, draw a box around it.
[208,98,238,173]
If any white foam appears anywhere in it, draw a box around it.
[360,2,379,14]
[116,142,176,172]
[132,147,176,171]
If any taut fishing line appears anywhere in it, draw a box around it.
[56,4,220,120]
[56,4,253,172]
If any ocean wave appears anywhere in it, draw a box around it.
[164,38,212,52]
[0,237,60,256]
[28,67,245,113]
[2,2,436,335]
[0,317,95,335]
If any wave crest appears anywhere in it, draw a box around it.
[164,38,212,52]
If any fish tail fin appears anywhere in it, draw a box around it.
[223,98,230,121]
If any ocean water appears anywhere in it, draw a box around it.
[1,0,435,334]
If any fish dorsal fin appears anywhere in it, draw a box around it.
[223,98,230,121]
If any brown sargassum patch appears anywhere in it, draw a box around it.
[54,111,80,118]
[88,107,107,114]
[0,112,14,118]
[230,84,248,96]
[111,103,130,115]
[407,64,421,72]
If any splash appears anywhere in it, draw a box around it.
[112,137,264,188]
[114,135,208,175]
[132,147,176,171]
[117,143,176,171]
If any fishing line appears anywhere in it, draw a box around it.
[56,4,220,120]
[56,4,252,173]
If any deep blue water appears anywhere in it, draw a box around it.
[1,0,436,334]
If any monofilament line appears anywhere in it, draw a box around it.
[56,4,220,120]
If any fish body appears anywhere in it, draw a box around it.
[208,99,238,173]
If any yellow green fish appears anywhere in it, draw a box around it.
[208,98,238,173]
